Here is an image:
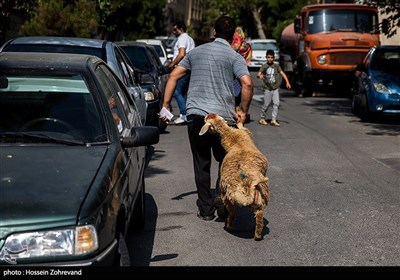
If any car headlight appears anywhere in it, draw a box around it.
[317,55,327,65]
[144,91,155,101]
[0,225,98,264]
[373,82,391,94]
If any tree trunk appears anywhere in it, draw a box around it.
[252,6,265,39]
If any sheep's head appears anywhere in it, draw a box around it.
[199,113,226,136]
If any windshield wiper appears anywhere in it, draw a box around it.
[0,132,86,146]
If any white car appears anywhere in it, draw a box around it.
[136,39,169,65]
[248,39,280,68]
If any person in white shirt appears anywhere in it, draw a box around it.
[168,21,195,124]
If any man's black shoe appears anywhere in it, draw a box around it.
[197,211,215,221]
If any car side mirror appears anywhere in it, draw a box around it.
[294,17,301,34]
[121,126,159,147]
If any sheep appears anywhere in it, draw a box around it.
[199,110,269,241]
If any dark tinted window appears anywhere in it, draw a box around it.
[120,46,153,72]
[3,44,104,60]
[0,71,105,142]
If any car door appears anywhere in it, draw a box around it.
[95,64,144,214]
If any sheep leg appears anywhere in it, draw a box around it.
[254,208,264,241]
[224,201,236,230]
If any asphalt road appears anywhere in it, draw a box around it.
[126,71,400,267]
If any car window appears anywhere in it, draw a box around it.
[95,64,140,134]
[371,50,400,72]
[0,72,105,142]
[152,45,165,59]
[147,46,164,68]
[121,46,154,72]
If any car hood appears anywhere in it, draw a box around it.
[370,70,400,94]
[0,146,107,238]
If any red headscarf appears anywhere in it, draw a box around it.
[231,27,252,65]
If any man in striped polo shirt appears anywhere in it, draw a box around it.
[162,16,253,221]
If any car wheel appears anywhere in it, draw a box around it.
[131,178,145,230]
[114,233,131,266]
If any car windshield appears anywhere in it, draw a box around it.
[370,49,400,72]
[0,73,107,143]
[307,9,379,34]
[251,41,277,51]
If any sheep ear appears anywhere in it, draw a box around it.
[199,123,212,135]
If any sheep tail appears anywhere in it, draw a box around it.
[252,176,270,205]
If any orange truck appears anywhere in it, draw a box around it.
[279,4,380,96]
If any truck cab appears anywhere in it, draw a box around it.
[281,4,380,96]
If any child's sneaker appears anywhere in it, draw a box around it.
[258,119,268,125]
[270,120,280,126]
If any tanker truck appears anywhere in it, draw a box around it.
[279,4,380,96]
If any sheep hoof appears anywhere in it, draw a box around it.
[254,236,263,241]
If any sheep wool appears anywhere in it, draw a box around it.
[199,111,269,241]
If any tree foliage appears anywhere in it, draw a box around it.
[19,0,98,37]
[373,0,400,38]
[96,0,166,40]
[2,0,166,41]
[202,0,313,40]
[2,0,398,43]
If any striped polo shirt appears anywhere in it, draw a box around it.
[178,38,250,124]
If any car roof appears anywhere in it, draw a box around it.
[5,36,107,48]
[115,41,148,47]
[0,51,100,70]
[136,39,164,45]
[374,45,400,51]
[250,39,277,43]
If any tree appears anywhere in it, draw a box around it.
[372,0,400,38]
[93,0,166,40]
[19,0,98,37]
[2,0,166,41]
[202,0,312,40]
